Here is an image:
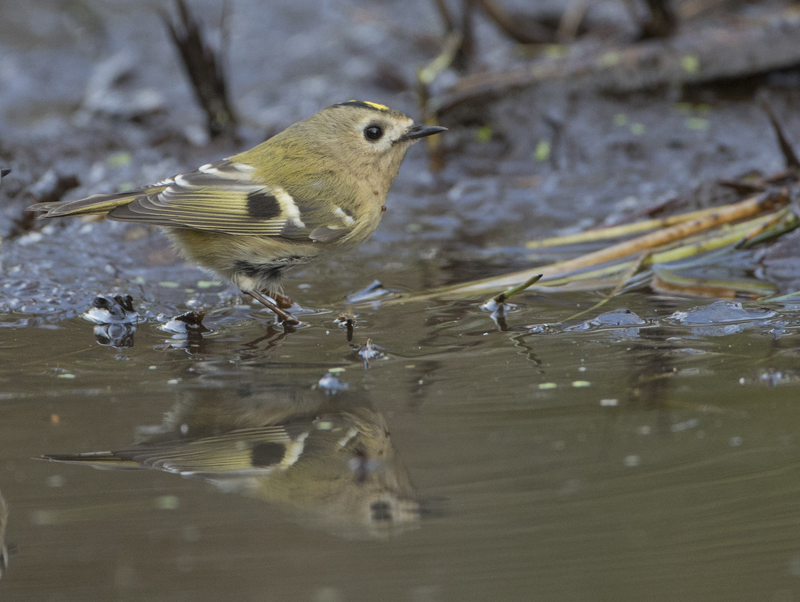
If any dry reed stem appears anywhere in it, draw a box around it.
[388,191,788,302]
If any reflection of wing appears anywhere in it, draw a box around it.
[42,426,310,478]
[28,160,358,241]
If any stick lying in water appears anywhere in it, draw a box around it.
[383,189,790,303]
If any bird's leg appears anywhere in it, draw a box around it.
[245,291,300,325]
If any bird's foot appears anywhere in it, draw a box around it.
[245,291,300,326]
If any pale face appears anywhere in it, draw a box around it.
[314,105,418,191]
[350,112,415,156]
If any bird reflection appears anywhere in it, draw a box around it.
[0,489,8,580]
[42,385,419,540]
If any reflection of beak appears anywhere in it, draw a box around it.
[402,124,448,141]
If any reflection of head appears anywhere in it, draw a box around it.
[236,406,420,541]
[43,385,420,540]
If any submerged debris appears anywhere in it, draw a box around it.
[159,309,207,334]
[335,312,356,342]
[82,295,138,324]
[158,310,208,350]
[758,369,795,388]
[83,294,139,348]
[317,373,349,395]
[354,339,386,369]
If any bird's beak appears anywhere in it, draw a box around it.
[402,124,448,141]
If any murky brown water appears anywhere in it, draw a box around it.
[4,0,800,600]
[2,264,800,601]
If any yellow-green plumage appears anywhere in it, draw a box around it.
[28,101,445,321]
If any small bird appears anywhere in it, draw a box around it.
[28,101,446,324]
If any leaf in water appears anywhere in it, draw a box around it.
[668,301,776,325]
[667,301,777,336]
[345,281,391,303]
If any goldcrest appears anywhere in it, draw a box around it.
[28,102,445,323]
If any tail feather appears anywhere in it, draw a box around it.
[41,451,142,470]
[28,186,167,218]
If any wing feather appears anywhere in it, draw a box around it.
[30,158,360,241]
[42,426,310,477]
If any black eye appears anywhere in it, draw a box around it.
[364,125,384,141]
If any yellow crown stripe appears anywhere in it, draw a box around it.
[339,100,391,112]
[362,101,390,111]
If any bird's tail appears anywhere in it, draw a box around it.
[28,186,167,218]
[41,451,141,470]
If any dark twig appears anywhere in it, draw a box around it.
[432,0,456,33]
[760,99,800,171]
[454,0,475,72]
[430,7,800,115]
[476,0,556,44]
[641,0,678,39]
[557,0,588,44]
[335,313,356,343]
[162,0,238,140]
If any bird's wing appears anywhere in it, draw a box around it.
[42,425,311,477]
[29,159,359,240]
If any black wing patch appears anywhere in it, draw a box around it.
[246,191,281,219]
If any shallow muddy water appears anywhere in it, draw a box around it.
[2,237,800,601]
[3,0,800,600]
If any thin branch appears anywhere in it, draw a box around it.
[760,99,800,170]
[162,0,238,141]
